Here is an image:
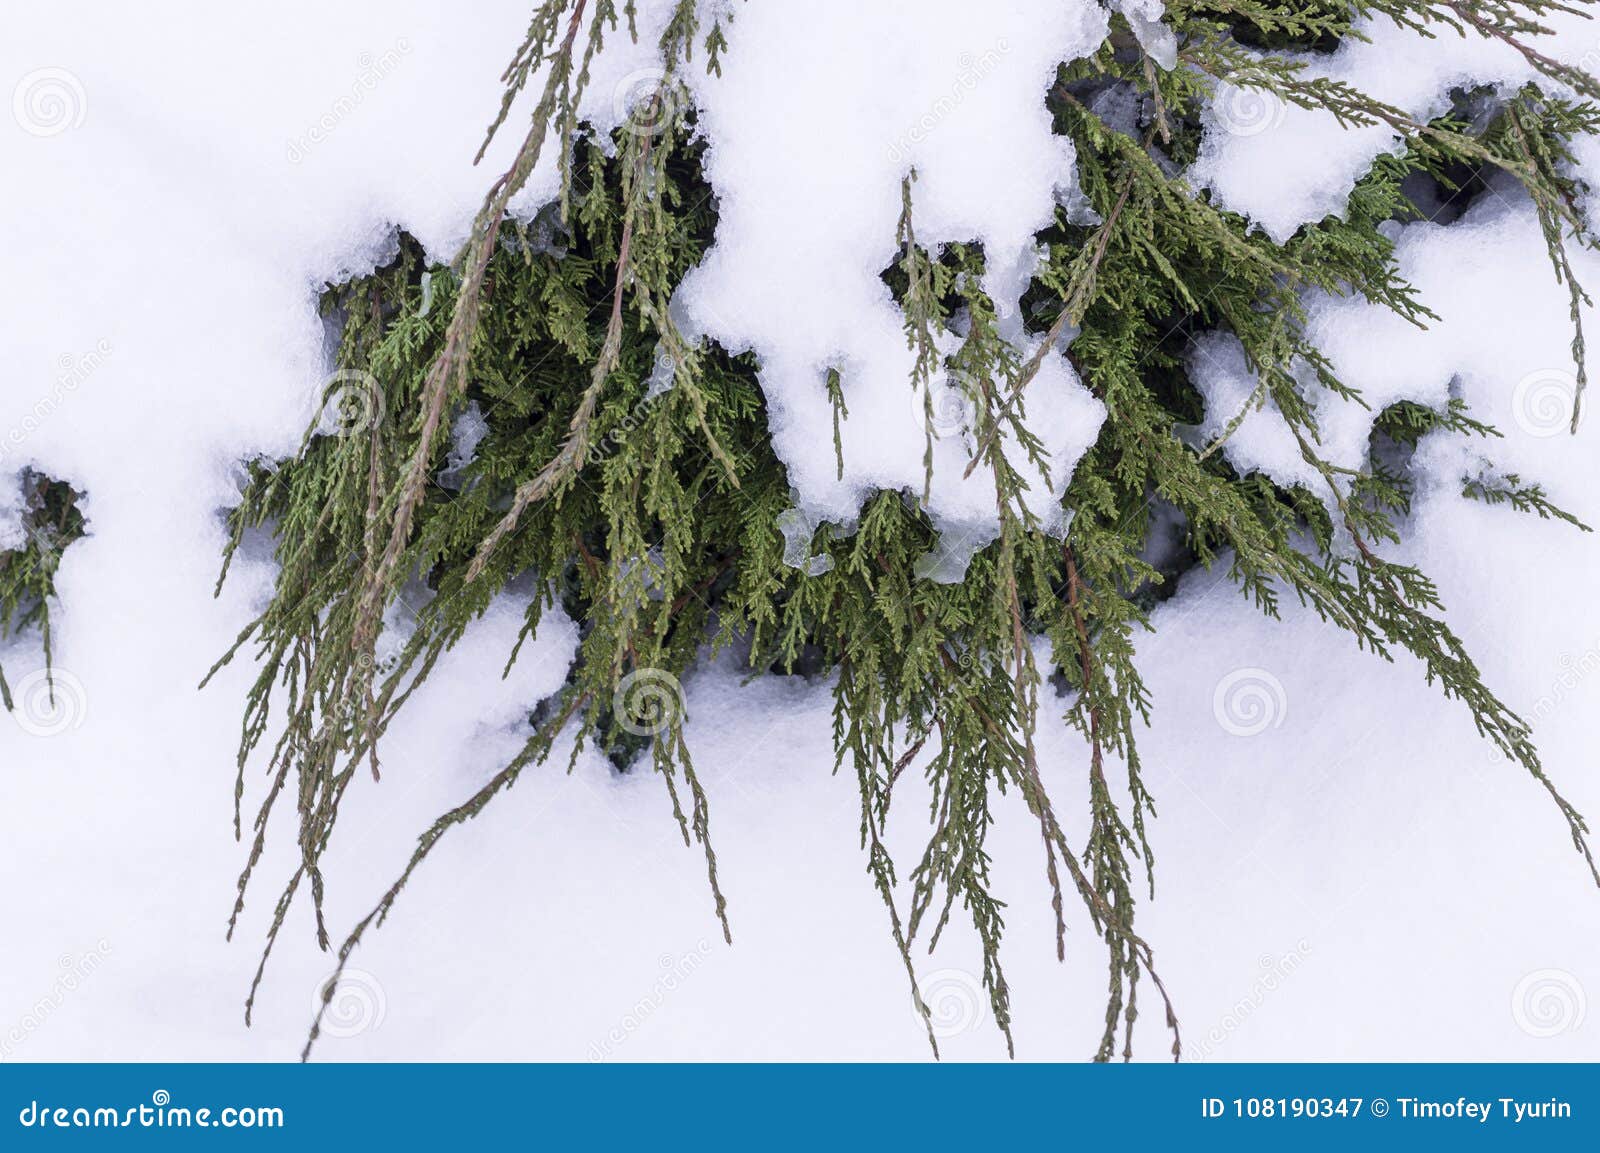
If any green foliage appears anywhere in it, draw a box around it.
[213,0,1600,1061]
[0,471,85,711]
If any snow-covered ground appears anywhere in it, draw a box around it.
[2,1,1597,1061]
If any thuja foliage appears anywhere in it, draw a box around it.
[0,471,85,711]
[210,0,1600,1060]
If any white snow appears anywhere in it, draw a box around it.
[0,476,25,554]
[1,0,1598,1063]
[678,1,1109,541]
[1115,0,1178,71]
[1193,189,1596,513]
[1191,10,1600,242]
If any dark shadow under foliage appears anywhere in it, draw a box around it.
[0,471,85,710]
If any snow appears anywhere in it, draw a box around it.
[1115,0,1178,71]
[678,0,1109,540]
[1188,332,1329,495]
[0,477,25,554]
[1190,11,1600,242]
[1193,187,1598,514]
[1,1,1598,1063]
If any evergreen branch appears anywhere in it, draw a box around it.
[0,473,84,710]
[207,0,1600,1065]
[354,0,598,660]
